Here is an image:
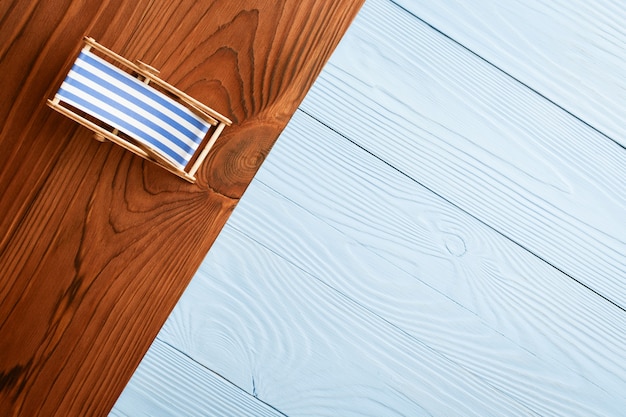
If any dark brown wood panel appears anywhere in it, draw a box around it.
[0,0,363,415]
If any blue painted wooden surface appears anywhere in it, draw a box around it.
[394,0,626,147]
[109,339,284,417]
[112,0,626,415]
[302,0,626,307]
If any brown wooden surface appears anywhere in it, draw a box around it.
[0,0,363,415]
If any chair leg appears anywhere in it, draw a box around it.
[188,123,226,177]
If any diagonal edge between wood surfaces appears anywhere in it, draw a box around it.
[0,1,364,416]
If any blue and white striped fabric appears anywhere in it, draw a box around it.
[56,50,211,169]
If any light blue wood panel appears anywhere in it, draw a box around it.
[301,0,626,307]
[110,339,284,417]
[395,0,626,146]
[248,110,626,402]
[159,218,625,415]
[160,227,542,416]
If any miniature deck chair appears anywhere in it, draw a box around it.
[47,37,231,183]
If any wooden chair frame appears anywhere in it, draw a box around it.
[47,37,232,183]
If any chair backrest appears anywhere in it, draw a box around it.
[55,49,212,170]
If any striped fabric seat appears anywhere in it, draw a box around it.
[56,50,212,170]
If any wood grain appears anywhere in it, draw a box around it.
[110,339,285,417]
[0,0,363,415]
[301,0,626,307]
[394,0,626,147]
[158,227,540,416]
[219,113,624,414]
[250,111,626,400]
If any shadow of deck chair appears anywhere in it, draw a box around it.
[47,37,232,183]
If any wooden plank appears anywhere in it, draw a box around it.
[0,1,363,415]
[219,113,626,413]
[159,227,542,416]
[300,0,626,307]
[160,221,626,416]
[393,0,626,147]
[109,339,285,417]
[249,112,626,398]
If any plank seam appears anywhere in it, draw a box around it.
[154,337,289,417]
[225,223,543,414]
[297,108,625,312]
[387,0,626,151]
